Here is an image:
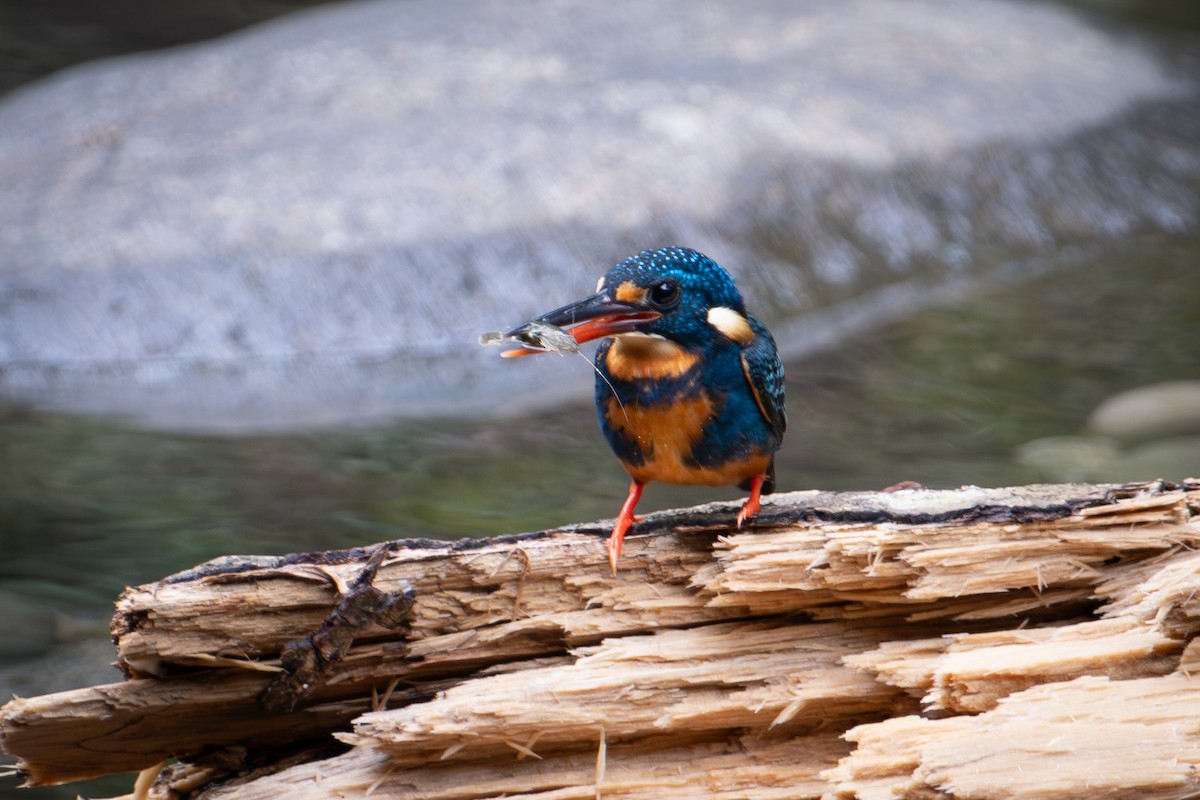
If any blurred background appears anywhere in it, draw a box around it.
[1,0,1199,796]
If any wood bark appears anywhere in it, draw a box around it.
[1,480,1198,799]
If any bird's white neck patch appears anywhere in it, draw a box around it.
[706,306,754,345]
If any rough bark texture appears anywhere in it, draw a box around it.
[2,480,1199,799]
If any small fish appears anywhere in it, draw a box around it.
[481,320,627,419]
[479,321,581,358]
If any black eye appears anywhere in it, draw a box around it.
[648,279,681,309]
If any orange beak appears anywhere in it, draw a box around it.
[501,290,662,357]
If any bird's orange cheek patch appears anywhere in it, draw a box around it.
[614,281,647,305]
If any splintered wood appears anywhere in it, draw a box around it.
[827,674,1200,800]
[2,481,1199,799]
[342,621,903,766]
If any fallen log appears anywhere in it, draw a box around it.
[827,673,1200,799]
[1,480,1198,799]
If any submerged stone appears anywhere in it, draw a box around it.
[0,0,1196,430]
[1088,381,1200,441]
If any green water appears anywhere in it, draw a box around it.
[4,237,1199,641]
[2,236,1199,797]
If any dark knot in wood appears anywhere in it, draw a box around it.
[260,547,415,712]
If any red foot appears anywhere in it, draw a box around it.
[607,480,645,573]
[736,473,767,528]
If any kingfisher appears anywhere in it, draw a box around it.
[505,247,786,571]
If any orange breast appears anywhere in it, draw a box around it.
[604,395,771,487]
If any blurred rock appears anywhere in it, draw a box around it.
[0,0,345,97]
[1015,436,1122,483]
[0,0,1197,430]
[1088,380,1200,440]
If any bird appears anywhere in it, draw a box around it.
[507,247,787,572]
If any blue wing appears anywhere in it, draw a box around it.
[740,315,787,440]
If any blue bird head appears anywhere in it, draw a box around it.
[525,247,749,351]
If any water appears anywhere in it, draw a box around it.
[2,235,1199,797]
